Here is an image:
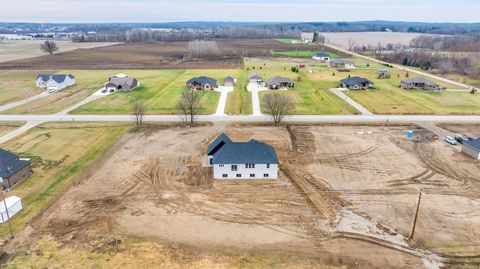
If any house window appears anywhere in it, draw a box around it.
[267,164,270,168]
[236,174,242,178]
[222,174,228,178]
[209,158,213,165]
[250,174,255,178]
[264,174,269,178]
[219,164,224,167]
[231,165,237,171]
[245,163,255,169]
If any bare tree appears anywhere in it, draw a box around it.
[188,40,219,59]
[177,90,200,125]
[132,101,147,129]
[40,40,59,55]
[347,38,356,51]
[263,92,295,126]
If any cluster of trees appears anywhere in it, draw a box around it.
[410,34,480,52]
[187,40,219,59]
[71,32,126,42]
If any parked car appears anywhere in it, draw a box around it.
[444,136,458,145]
[454,134,470,144]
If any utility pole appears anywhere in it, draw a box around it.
[25,89,30,113]
[1,189,14,239]
[408,188,423,240]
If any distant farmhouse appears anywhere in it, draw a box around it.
[106,74,139,92]
[248,74,263,84]
[0,149,32,190]
[186,76,218,90]
[312,52,330,62]
[223,76,236,87]
[462,138,480,160]
[378,69,391,79]
[265,76,294,90]
[400,77,442,91]
[36,74,75,93]
[301,32,314,43]
[340,77,374,90]
[330,59,355,69]
[207,133,279,180]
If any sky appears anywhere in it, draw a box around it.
[0,0,479,23]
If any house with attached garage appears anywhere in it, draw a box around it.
[223,76,236,87]
[186,76,218,90]
[207,133,279,180]
[312,52,330,62]
[330,59,355,69]
[0,149,32,190]
[400,77,443,91]
[340,77,374,90]
[105,74,139,92]
[265,76,295,90]
[248,73,263,84]
[461,138,480,160]
[36,74,75,93]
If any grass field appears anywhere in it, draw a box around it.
[244,59,356,114]
[272,50,340,58]
[2,70,113,114]
[72,69,241,115]
[0,122,24,136]
[224,70,252,115]
[0,70,45,106]
[0,122,129,237]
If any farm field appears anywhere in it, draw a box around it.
[245,58,357,114]
[72,69,239,115]
[3,123,479,268]
[320,32,431,50]
[1,70,112,114]
[0,40,120,63]
[0,122,129,237]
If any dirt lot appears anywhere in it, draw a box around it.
[0,39,338,69]
[3,123,480,268]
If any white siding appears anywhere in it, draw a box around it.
[213,163,278,179]
[0,196,22,224]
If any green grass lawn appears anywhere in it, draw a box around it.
[244,59,356,115]
[0,122,129,238]
[225,70,252,115]
[272,50,340,59]
[72,69,241,115]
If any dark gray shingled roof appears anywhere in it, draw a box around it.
[207,133,232,156]
[464,138,480,151]
[331,59,354,65]
[187,76,217,85]
[0,149,30,178]
[224,76,234,82]
[37,74,75,83]
[266,76,293,85]
[212,139,278,165]
[401,77,437,86]
[108,77,137,87]
[248,73,263,80]
[313,52,329,58]
[340,77,373,86]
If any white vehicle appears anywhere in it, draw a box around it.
[444,136,458,145]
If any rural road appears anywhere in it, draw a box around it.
[0,91,49,112]
[324,43,477,90]
[329,88,373,115]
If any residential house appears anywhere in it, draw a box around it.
[224,76,235,87]
[312,52,330,62]
[106,74,139,92]
[186,76,218,90]
[0,149,32,190]
[378,69,391,79]
[207,133,279,180]
[400,77,442,91]
[461,138,480,160]
[330,59,355,69]
[301,32,314,43]
[36,74,76,93]
[265,76,295,90]
[340,77,374,90]
[248,74,263,84]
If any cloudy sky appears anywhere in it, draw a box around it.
[1,0,478,23]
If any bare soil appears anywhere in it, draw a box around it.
[4,123,480,268]
[0,39,342,70]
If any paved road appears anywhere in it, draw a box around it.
[329,88,373,115]
[324,43,476,90]
[0,91,49,112]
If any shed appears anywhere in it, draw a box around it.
[224,76,235,87]
[462,138,480,159]
[248,74,263,84]
[330,59,355,68]
[0,196,22,223]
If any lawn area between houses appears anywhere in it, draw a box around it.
[0,122,129,237]
[0,70,45,106]
[72,69,241,115]
[225,70,252,115]
[244,59,356,115]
